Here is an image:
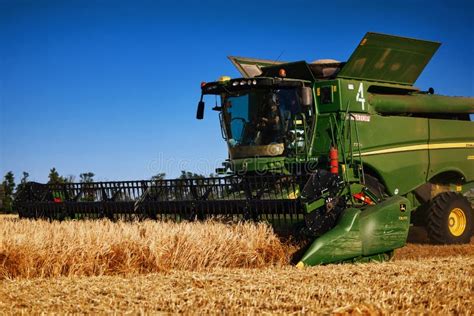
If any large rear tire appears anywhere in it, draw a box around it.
[426,192,473,244]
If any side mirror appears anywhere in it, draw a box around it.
[300,87,313,107]
[196,101,205,119]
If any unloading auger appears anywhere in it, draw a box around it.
[14,33,474,266]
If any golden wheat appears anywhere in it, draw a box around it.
[0,219,287,279]
[1,257,472,314]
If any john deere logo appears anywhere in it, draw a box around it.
[400,204,407,212]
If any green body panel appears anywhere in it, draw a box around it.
[230,157,287,174]
[314,80,342,113]
[349,114,474,194]
[315,79,373,114]
[359,196,410,253]
[310,114,334,156]
[300,208,362,265]
[299,196,411,266]
[337,32,440,85]
[349,115,430,195]
[427,119,474,182]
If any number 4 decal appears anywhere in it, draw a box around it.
[356,82,365,110]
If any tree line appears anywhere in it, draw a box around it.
[0,169,212,213]
[0,168,95,213]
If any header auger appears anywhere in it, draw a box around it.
[15,32,474,266]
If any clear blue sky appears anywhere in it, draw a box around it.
[1,0,473,183]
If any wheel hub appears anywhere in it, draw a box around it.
[448,207,466,237]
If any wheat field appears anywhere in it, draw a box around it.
[0,219,289,278]
[0,216,473,314]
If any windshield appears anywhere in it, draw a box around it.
[221,88,311,156]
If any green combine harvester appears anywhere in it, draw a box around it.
[15,33,474,266]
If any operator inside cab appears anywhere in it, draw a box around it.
[256,94,282,145]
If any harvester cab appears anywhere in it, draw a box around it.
[199,73,316,173]
[15,33,474,267]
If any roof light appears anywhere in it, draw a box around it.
[218,76,231,82]
[201,82,207,87]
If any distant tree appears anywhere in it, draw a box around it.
[20,171,29,184]
[1,171,15,213]
[147,173,167,200]
[79,172,95,201]
[179,170,205,179]
[15,171,30,194]
[177,171,207,200]
[0,184,4,211]
[48,167,66,184]
[151,173,166,181]
[64,175,75,183]
[79,172,95,183]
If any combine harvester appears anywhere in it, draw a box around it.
[15,33,474,266]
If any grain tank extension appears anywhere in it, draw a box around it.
[15,33,474,266]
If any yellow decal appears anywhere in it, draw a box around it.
[359,143,474,157]
[468,155,474,160]
[288,188,300,200]
[316,87,321,96]
[296,261,305,269]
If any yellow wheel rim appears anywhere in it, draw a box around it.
[448,207,467,237]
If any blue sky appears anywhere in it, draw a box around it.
[0,0,473,183]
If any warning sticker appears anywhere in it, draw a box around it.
[350,114,371,122]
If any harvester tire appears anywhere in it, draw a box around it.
[426,192,473,244]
